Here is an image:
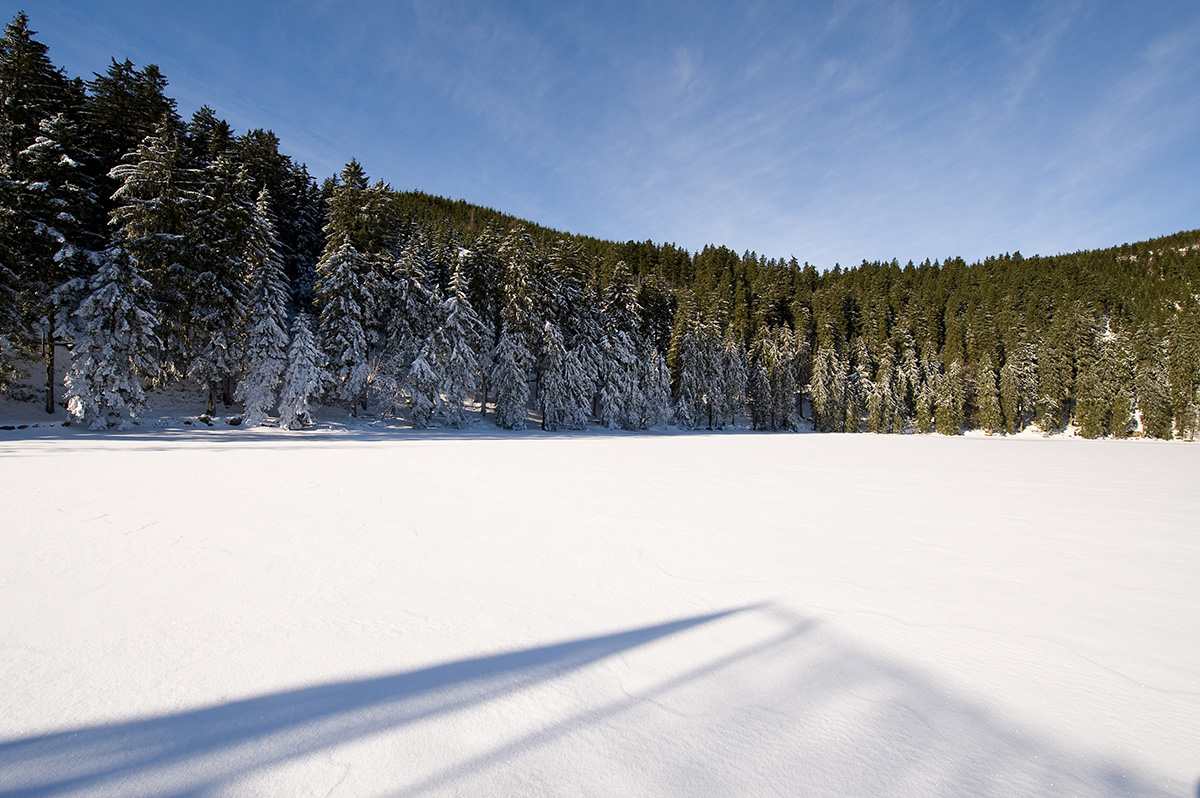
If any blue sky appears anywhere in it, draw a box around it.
[15,0,1200,267]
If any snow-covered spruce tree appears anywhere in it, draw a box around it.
[189,152,253,415]
[603,259,642,337]
[458,226,506,413]
[892,327,921,431]
[314,236,371,415]
[277,312,324,429]
[63,247,160,429]
[639,344,672,428]
[866,343,897,434]
[999,340,1035,434]
[405,345,440,428]
[747,334,772,430]
[489,329,531,429]
[233,188,290,426]
[914,380,935,433]
[539,320,570,431]
[568,301,604,418]
[842,338,873,433]
[807,342,845,432]
[598,330,641,430]
[485,232,541,429]
[1132,323,1173,439]
[934,360,964,435]
[11,112,99,412]
[431,264,484,427]
[974,354,1003,434]
[713,333,746,429]
[317,160,397,413]
[374,230,436,413]
[562,348,594,428]
[498,228,540,347]
[843,363,863,433]
[1034,308,1075,432]
[108,121,202,383]
[1075,319,1135,439]
[1166,300,1200,440]
[0,14,72,166]
[672,314,713,430]
[769,326,800,431]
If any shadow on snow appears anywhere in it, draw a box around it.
[0,607,757,797]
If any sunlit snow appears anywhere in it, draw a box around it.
[1,426,1196,796]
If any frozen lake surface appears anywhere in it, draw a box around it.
[1,427,1197,796]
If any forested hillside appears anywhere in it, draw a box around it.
[2,13,1199,436]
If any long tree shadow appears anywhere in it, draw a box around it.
[0,606,759,797]
[392,606,1183,798]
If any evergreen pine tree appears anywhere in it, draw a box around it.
[314,236,370,414]
[715,332,747,429]
[234,188,290,426]
[934,360,964,435]
[63,247,159,429]
[108,122,202,382]
[539,320,570,431]
[189,151,253,413]
[0,15,93,402]
[974,355,1002,433]
[489,330,530,429]
[374,230,436,413]
[1133,323,1173,439]
[431,264,484,427]
[844,338,872,433]
[597,330,641,430]
[1166,301,1200,439]
[277,312,324,429]
[914,379,935,433]
[10,112,97,411]
[0,14,70,166]
[774,331,798,431]
[747,332,772,430]
[406,343,440,428]
[84,58,182,176]
[638,344,672,428]
[673,315,709,430]
[808,343,845,432]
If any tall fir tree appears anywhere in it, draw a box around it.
[63,247,159,429]
[234,188,290,426]
[974,354,1003,434]
[539,320,571,431]
[0,13,87,401]
[429,263,484,427]
[189,150,253,413]
[108,121,202,382]
[1166,300,1200,439]
[489,329,530,429]
[314,236,371,414]
[277,312,324,429]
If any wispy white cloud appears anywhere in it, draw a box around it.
[990,0,1085,115]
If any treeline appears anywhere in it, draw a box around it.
[2,13,1199,436]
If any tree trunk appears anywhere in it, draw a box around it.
[43,334,55,414]
[206,384,216,416]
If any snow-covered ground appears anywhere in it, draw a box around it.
[1,419,1197,796]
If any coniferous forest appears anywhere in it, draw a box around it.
[2,13,1199,437]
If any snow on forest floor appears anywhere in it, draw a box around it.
[0,418,1197,797]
